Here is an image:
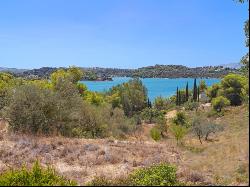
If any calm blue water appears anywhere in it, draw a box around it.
[81,77,220,101]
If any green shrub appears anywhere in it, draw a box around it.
[170,125,188,145]
[87,176,114,186]
[128,163,180,186]
[184,101,199,111]
[141,108,164,124]
[211,96,230,112]
[107,78,148,117]
[220,73,248,106]
[0,161,76,186]
[150,127,161,141]
[172,111,188,127]
[88,163,182,186]
[153,96,175,111]
[191,115,224,144]
[206,83,221,101]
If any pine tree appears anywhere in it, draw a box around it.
[193,78,197,102]
[185,82,189,102]
[147,98,152,108]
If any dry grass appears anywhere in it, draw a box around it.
[0,105,248,185]
[0,130,181,184]
[180,105,249,185]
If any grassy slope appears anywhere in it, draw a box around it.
[0,105,249,185]
[180,105,249,185]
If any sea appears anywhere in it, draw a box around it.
[80,77,220,101]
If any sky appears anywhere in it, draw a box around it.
[0,0,249,69]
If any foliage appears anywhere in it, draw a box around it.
[84,91,105,106]
[191,115,224,144]
[199,80,207,92]
[0,161,76,186]
[128,163,180,186]
[184,101,199,111]
[88,163,181,186]
[206,83,221,101]
[220,74,247,105]
[211,96,230,112]
[150,127,161,141]
[172,111,188,127]
[3,83,135,138]
[107,78,148,117]
[170,125,188,145]
[154,96,167,110]
[77,83,88,97]
[193,78,198,102]
[155,116,168,137]
[50,66,84,86]
[141,108,164,124]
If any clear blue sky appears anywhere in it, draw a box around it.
[0,0,248,69]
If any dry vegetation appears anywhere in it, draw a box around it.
[0,105,249,186]
[181,105,249,185]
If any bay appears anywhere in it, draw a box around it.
[80,77,220,101]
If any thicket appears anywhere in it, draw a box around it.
[0,161,76,186]
[0,68,139,138]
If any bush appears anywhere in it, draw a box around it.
[170,125,188,145]
[0,161,76,186]
[150,127,161,141]
[206,83,221,101]
[107,78,148,117]
[3,83,136,139]
[153,96,175,111]
[220,73,248,106]
[211,96,230,112]
[128,163,180,186]
[191,115,224,144]
[88,163,181,186]
[199,80,207,92]
[184,101,199,111]
[141,108,164,124]
[172,112,188,127]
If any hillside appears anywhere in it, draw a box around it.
[0,64,240,79]
[0,105,248,185]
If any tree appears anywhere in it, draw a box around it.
[50,67,84,86]
[206,83,221,101]
[108,78,148,117]
[147,98,152,108]
[141,108,164,124]
[191,115,223,144]
[211,96,230,112]
[185,82,189,102]
[220,74,247,105]
[193,78,198,102]
[170,125,188,145]
[236,0,249,74]
[178,90,181,105]
[154,96,165,110]
[172,111,188,127]
[199,80,207,92]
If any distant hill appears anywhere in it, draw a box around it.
[0,64,240,79]
[0,67,28,74]
[220,63,243,69]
